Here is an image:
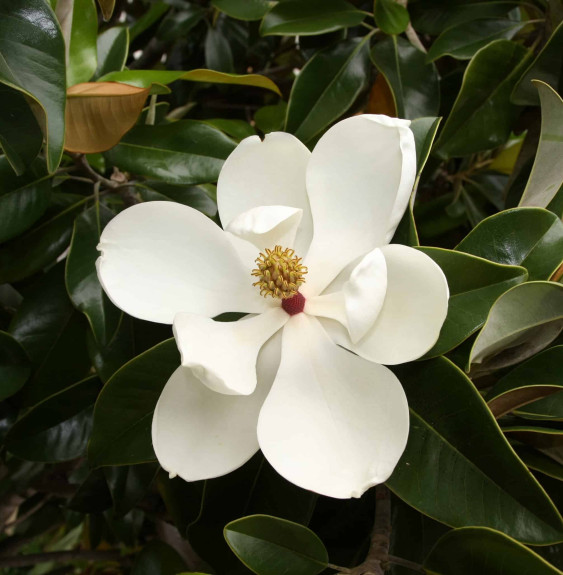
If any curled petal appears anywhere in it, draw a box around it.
[258,314,410,499]
[97,202,267,323]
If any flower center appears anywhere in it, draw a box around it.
[251,245,308,300]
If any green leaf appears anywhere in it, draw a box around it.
[435,40,529,158]
[66,203,121,346]
[5,376,101,462]
[285,37,370,143]
[255,101,288,134]
[486,346,563,418]
[519,82,563,210]
[99,69,282,96]
[417,247,527,357]
[0,84,43,175]
[426,18,527,62]
[260,0,365,36]
[0,0,66,172]
[131,541,188,575]
[502,423,563,451]
[105,463,159,517]
[224,515,328,575]
[424,527,562,574]
[204,118,256,141]
[104,121,236,185]
[512,21,563,106]
[517,446,563,480]
[0,331,31,401]
[88,339,180,467]
[92,27,129,81]
[470,282,563,371]
[9,263,91,406]
[129,1,170,42]
[370,36,440,119]
[374,0,409,35]
[205,26,234,73]
[0,157,51,244]
[411,117,442,177]
[455,207,563,281]
[515,390,563,422]
[157,7,205,42]
[97,0,116,21]
[213,0,270,21]
[137,181,217,218]
[387,357,563,544]
[57,0,98,86]
[0,196,88,284]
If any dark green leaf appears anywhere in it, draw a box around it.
[260,0,365,36]
[213,0,270,21]
[5,376,101,462]
[424,527,562,574]
[0,0,66,172]
[131,540,188,575]
[129,1,170,42]
[105,121,236,185]
[455,207,563,281]
[224,515,328,575]
[66,203,121,346]
[88,338,180,467]
[0,157,51,244]
[374,0,409,35]
[286,37,370,143]
[512,21,563,106]
[371,36,440,119]
[157,7,205,41]
[0,331,31,401]
[255,101,288,134]
[204,118,256,141]
[205,26,235,73]
[105,463,159,517]
[426,18,527,62]
[435,40,529,158]
[470,282,563,371]
[411,117,442,177]
[517,446,563,480]
[0,84,43,175]
[137,181,217,218]
[92,26,129,81]
[69,468,113,512]
[502,424,563,450]
[417,247,527,357]
[388,357,563,544]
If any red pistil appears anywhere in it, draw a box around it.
[282,292,306,316]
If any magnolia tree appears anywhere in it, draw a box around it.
[0,0,562,573]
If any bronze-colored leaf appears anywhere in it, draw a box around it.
[97,0,116,20]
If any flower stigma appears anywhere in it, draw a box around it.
[251,246,308,304]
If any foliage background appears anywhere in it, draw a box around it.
[0,0,562,573]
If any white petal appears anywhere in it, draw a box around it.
[257,314,410,499]
[303,115,416,296]
[326,245,449,365]
[343,248,387,343]
[152,331,282,482]
[97,202,267,323]
[217,132,313,254]
[304,291,348,327]
[173,308,288,395]
[226,205,303,250]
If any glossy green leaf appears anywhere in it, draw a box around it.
[517,446,563,480]
[204,118,256,141]
[137,181,217,218]
[519,82,563,210]
[374,0,409,35]
[0,0,66,172]
[255,101,288,134]
[512,21,563,106]
[92,27,129,81]
[486,346,563,418]
[0,157,51,244]
[515,391,563,422]
[0,84,43,175]
[213,0,270,21]
[435,40,529,158]
[0,196,88,284]
[424,527,561,574]
[57,0,98,86]
[157,7,205,41]
[99,69,281,96]
[105,463,159,517]
[205,26,234,73]
[0,331,31,401]
[260,0,365,36]
[66,203,121,346]
[285,37,370,143]
[470,282,563,371]
[224,515,328,575]
[455,207,563,281]
[129,1,170,42]
[97,0,116,21]
[9,263,91,406]
[5,376,101,462]
[132,540,188,575]
[105,121,236,185]
[387,357,563,544]
[88,338,180,467]
[370,36,440,119]
[426,18,527,62]
[418,247,527,357]
[502,424,563,450]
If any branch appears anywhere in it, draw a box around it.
[396,0,427,53]
[0,549,130,568]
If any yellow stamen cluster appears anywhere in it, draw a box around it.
[251,245,308,299]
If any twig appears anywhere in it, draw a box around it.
[3,495,52,531]
[387,555,426,573]
[71,153,116,189]
[397,0,427,52]
[0,549,130,568]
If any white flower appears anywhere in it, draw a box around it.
[96,114,449,499]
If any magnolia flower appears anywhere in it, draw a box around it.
[97,115,449,499]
